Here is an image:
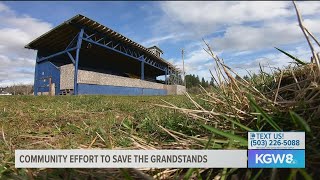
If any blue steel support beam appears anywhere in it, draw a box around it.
[105,41,112,46]
[165,68,168,85]
[71,24,169,73]
[86,33,96,39]
[74,28,84,95]
[113,43,120,49]
[34,52,40,96]
[82,38,166,72]
[167,68,170,85]
[167,67,171,85]
[37,47,78,63]
[83,38,141,61]
[67,52,75,64]
[65,33,79,50]
[96,37,105,43]
[141,61,144,80]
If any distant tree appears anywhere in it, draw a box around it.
[168,75,175,85]
[209,77,215,86]
[235,75,242,81]
[6,84,33,95]
[185,74,201,88]
[185,74,212,89]
[201,77,209,88]
[185,74,195,88]
[201,77,206,87]
[243,75,250,81]
[168,74,183,85]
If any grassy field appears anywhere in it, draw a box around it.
[0,95,195,150]
[1,52,319,179]
[1,63,320,179]
[0,95,210,179]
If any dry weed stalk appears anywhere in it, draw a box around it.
[293,1,320,73]
[152,28,320,179]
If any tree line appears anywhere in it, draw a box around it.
[185,74,214,88]
[0,84,33,95]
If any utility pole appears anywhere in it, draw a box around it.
[182,48,186,87]
[13,83,16,95]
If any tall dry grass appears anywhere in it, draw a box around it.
[144,2,320,179]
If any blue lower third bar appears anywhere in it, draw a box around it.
[248,150,305,168]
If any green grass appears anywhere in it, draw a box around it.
[0,95,199,179]
[1,50,319,179]
[0,95,192,150]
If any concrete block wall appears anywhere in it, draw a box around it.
[60,64,74,90]
[60,64,164,90]
[59,64,186,95]
[166,85,176,95]
[78,69,165,90]
[166,84,186,95]
[176,85,187,95]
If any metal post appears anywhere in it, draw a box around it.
[74,28,84,95]
[141,61,145,80]
[49,77,52,96]
[182,48,186,87]
[34,51,39,96]
[175,71,178,85]
[168,68,170,85]
[165,68,168,84]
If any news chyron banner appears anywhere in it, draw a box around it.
[15,132,305,168]
[248,132,305,168]
[15,150,247,168]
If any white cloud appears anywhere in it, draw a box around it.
[0,2,52,86]
[2,1,320,86]
[295,2,320,15]
[0,3,9,12]
[230,46,312,77]
[0,15,52,37]
[167,47,217,81]
[0,55,34,86]
[210,18,320,52]
[156,1,294,39]
[157,1,320,49]
[152,1,320,80]
[161,2,292,26]
[141,33,188,47]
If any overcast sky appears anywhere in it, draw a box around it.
[0,1,320,86]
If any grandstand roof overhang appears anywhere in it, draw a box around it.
[25,14,180,73]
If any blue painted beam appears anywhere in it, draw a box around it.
[82,38,166,72]
[141,61,144,80]
[34,52,39,96]
[74,28,84,95]
[165,68,167,85]
[37,47,78,63]
[65,33,79,50]
[96,37,105,43]
[113,43,120,49]
[86,33,96,39]
[71,25,166,71]
[67,52,75,64]
[70,24,170,73]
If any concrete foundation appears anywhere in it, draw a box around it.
[166,85,186,95]
[60,64,186,95]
